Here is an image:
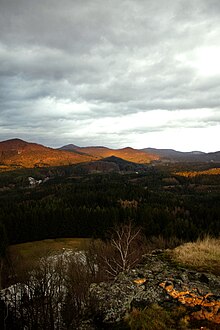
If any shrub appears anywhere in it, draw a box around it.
[125,305,175,330]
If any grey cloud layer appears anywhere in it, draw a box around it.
[0,0,220,148]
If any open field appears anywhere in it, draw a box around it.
[7,238,90,284]
[9,237,90,260]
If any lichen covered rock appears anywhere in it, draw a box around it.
[89,250,220,328]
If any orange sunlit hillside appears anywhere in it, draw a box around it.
[175,168,220,177]
[0,138,96,170]
[75,146,159,164]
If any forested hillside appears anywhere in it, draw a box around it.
[0,163,219,245]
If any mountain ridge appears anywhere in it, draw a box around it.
[0,138,220,171]
[0,138,159,171]
[141,147,220,162]
[0,138,96,169]
[60,145,159,164]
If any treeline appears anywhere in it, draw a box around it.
[0,171,220,245]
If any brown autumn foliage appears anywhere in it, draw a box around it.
[0,139,159,171]
[0,138,96,169]
[175,167,220,177]
[61,146,159,164]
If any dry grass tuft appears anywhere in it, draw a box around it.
[169,236,220,275]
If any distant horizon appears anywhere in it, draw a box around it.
[0,136,219,154]
[1,1,220,155]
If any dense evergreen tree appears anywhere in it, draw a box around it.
[0,166,219,245]
[0,222,8,289]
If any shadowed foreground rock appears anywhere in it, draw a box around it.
[89,250,220,328]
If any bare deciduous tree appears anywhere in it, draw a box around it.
[103,222,144,277]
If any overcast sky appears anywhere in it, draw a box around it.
[0,0,220,151]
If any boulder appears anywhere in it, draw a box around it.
[89,250,220,327]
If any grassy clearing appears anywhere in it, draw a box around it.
[9,237,90,258]
[169,236,220,275]
[7,238,90,281]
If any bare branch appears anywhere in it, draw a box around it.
[103,222,144,277]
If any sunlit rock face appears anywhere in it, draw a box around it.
[160,281,220,324]
[89,250,220,327]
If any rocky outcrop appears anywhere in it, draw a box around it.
[89,250,220,328]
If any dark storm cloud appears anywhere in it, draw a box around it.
[0,0,220,150]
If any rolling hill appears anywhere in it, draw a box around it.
[0,139,96,170]
[60,145,159,164]
[1,138,219,172]
[142,148,220,162]
[71,156,149,175]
